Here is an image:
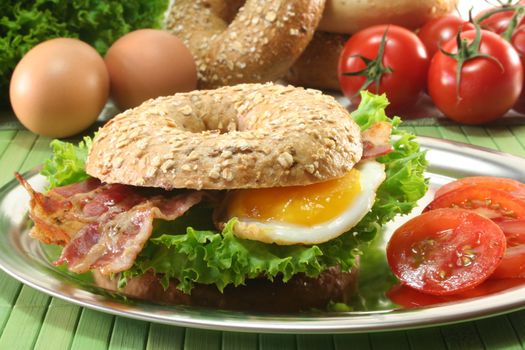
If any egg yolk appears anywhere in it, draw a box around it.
[226,169,362,226]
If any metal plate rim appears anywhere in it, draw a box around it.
[1,136,525,334]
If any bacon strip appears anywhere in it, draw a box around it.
[17,174,202,274]
[361,121,394,159]
[56,191,203,274]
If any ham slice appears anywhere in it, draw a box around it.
[361,121,393,159]
[16,174,202,275]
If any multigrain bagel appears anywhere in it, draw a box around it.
[86,83,362,190]
[93,265,359,312]
[286,31,348,91]
[318,0,458,34]
[165,0,325,89]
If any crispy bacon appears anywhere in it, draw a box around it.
[17,174,203,275]
[361,121,394,159]
[56,191,203,274]
[51,178,102,198]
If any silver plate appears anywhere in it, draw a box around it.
[0,136,525,334]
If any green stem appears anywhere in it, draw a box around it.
[475,5,525,25]
[342,27,393,98]
[439,25,504,99]
[501,6,525,41]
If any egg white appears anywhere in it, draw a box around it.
[231,160,386,245]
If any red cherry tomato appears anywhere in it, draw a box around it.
[387,208,506,296]
[492,219,525,279]
[428,29,523,124]
[388,278,525,308]
[511,25,525,113]
[425,186,525,220]
[476,3,525,34]
[418,15,475,57]
[435,176,525,200]
[338,25,429,112]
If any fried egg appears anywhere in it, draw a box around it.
[223,160,386,245]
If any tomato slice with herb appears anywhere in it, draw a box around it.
[435,176,525,200]
[387,208,506,296]
[425,186,525,220]
[492,219,525,279]
[388,278,525,308]
[432,178,525,280]
[387,284,445,308]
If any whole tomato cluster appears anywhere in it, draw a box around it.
[338,2,525,125]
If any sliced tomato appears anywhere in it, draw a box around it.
[387,284,445,308]
[492,219,525,279]
[388,278,525,308]
[425,186,525,220]
[455,277,525,298]
[496,219,525,246]
[491,245,525,279]
[387,208,506,296]
[431,179,525,279]
[435,176,525,200]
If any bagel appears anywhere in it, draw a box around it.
[92,265,358,312]
[86,83,362,190]
[19,83,429,312]
[318,0,459,34]
[286,31,348,91]
[165,0,325,89]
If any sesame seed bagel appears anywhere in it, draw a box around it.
[86,83,362,190]
[286,31,348,91]
[165,0,325,89]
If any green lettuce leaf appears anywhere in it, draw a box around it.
[351,91,397,130]
[121,215,336,294]
[41,136,91,189]
[350,93,428,242]
[0,0,169,106]
[120,92,428,293]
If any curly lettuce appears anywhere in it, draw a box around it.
[0,0,169,106]
[41,92,428,294]
[351,92,429,242]
[41,136,91,189]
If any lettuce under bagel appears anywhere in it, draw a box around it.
[19,87,427,312]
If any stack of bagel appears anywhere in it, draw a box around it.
[166,0,458,91]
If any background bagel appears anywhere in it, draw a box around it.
[286,31,348,91]
[165,0,325,88]
[86,83,362,190]
[318,0,458,34]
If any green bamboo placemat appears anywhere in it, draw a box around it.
[0,126,523,349]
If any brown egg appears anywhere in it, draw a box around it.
[9,38,109,138]
[105,29,197,110]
